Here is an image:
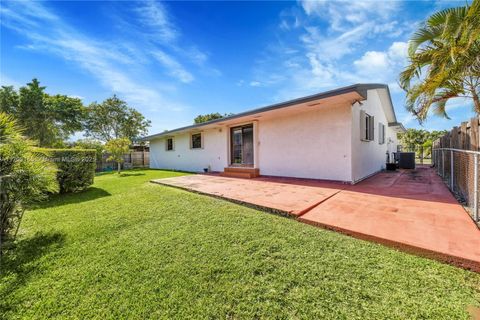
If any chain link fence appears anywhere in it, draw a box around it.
[433,148,479,224]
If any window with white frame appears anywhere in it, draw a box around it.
[378,123,385,144]
[360,110,374,141]
[191,133,202,149]
[166,137,174,151]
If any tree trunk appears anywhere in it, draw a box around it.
[117,162,121,174]
[472,88,480,114]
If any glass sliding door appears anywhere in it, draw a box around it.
[230,124,254,166]
[231,127,243,165]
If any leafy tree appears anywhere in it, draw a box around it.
[194,112,234,124]
[400,129,430,150]
[428,130,449,142]
[104,138,130,174]
[85,95,151,142]
[0,86,18,115]
[0,112,58,252]
[399,129,448,159]
[0,79,86,147]
[399,0,480,122]
[44,94,85,140]
[72,139,104,162]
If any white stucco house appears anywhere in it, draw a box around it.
[141,84,406,183]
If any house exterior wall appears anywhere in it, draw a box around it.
[351,89,399,183]
[257,103,352,181]
[148,88,399,183]
[149,127,228,172]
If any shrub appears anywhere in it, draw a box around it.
[37,148,96,193]
[0,113,58,252]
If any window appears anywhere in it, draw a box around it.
[360,110,374,141]
[166,137,174,151]
[191,133,202,149]
[378,123,385,144]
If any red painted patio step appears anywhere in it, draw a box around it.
[222,167,260,179]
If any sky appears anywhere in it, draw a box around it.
[0,0,475,139]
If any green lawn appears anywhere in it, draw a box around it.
[1,169,479,319]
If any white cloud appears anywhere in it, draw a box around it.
[134,0,178,42]
[300,0,398,31]
[68,95,84,100]
[131,1,215,74]
[279,7,302,30]
[354,51,390,73]
[353,41,408,79]
[151,50,194,83]
[294,0,408,84]
[300,24,372,62]
[0,0,192,114]
[306,53,335,81]
[388,41,408,63]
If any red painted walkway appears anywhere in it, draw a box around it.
[152,167,480,272]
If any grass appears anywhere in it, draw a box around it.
[1,169,479,319]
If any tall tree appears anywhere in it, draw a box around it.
[0,79,85,147]
[194,112,234,124]
[399,0,480,122]
[44,94,85,141]
[84,95,150,142]
[17,79,47,144]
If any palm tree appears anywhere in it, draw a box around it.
[399,0,480,123]
[0,113,58,254]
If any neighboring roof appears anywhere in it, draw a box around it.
[141,83,403,141]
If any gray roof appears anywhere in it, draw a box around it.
[141,83,401,141]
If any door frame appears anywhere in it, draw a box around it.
[226,121,258,168]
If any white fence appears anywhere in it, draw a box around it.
[433,148,479,224]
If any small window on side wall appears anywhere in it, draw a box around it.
[191,133,202,149]
[166,137,174,151]
[360,110,374,141]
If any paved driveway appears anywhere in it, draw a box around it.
[152,167,480,272]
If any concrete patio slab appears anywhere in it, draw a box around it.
[300,168,480,272]
[152,167,480,272]
[152,174,345,216]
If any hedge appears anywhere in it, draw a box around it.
[36,148,96,193]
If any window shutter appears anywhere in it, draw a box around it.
[382,124,385,144]
[369,116,375,141]
[378,123,381,143]
[378,123,383,144]
[383,124,386,144]
[360,110,366,140]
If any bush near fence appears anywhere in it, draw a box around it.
[433,116,480,224]
[96,151,149,172]
[36,148,96,193]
